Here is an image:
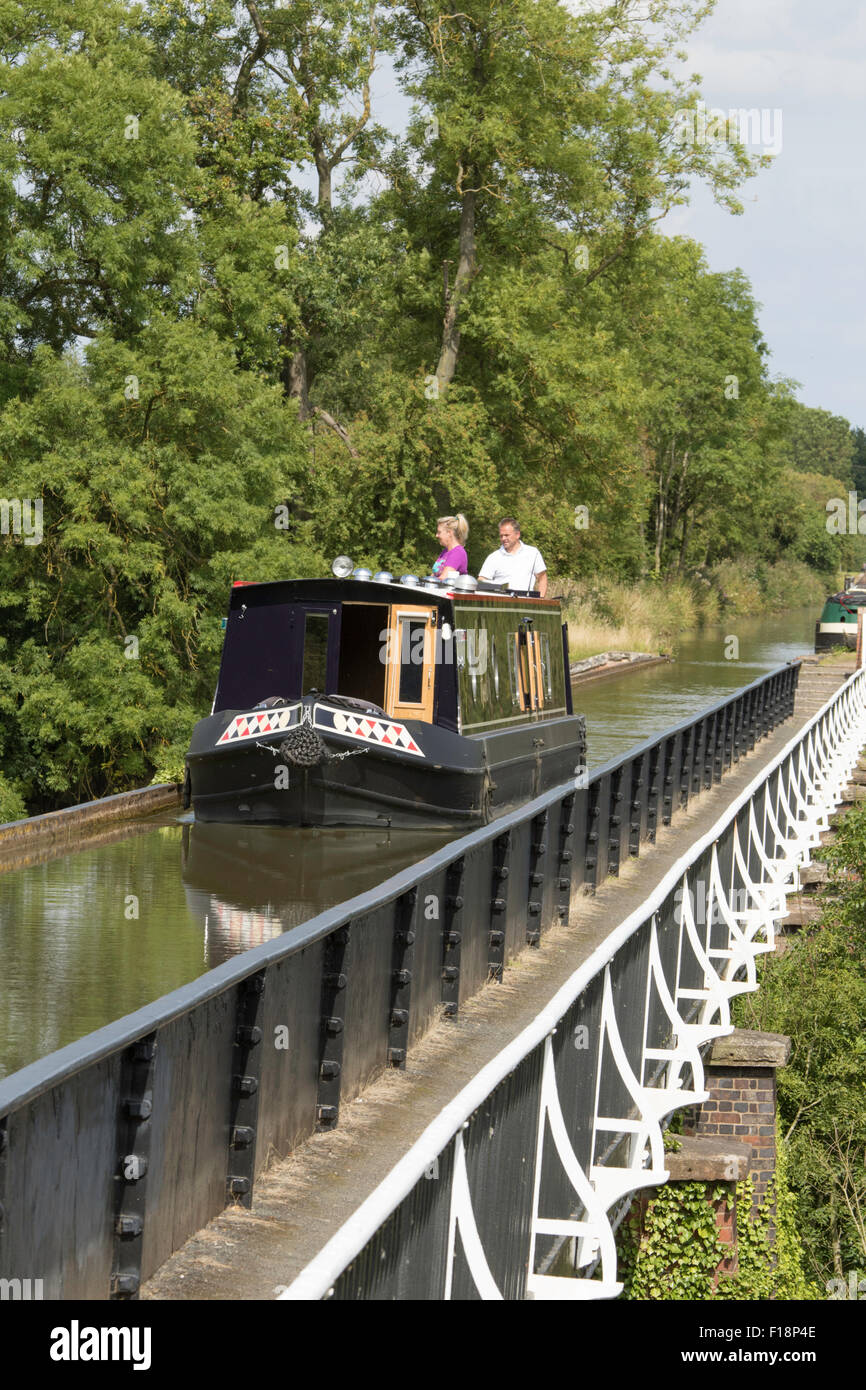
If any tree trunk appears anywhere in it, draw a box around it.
[434,183,477,392]
[312,132,332,211]
[653,475,665,575]
[287,348,310,421]
[678,507,692,572]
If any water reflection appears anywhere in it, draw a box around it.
[1,607,816,1077]
[182,822,454,965]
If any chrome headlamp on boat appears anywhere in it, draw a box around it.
[331,555,354,579]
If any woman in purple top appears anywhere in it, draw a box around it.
[432,514,469,578]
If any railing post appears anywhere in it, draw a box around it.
[628,751,650,857]
[586,775,611,887]
[555,792,577,919]
[662,734,681,826]
[679,726,694,810]
[111,1031,158,1299]
[607,767,626,878]
[699,711,713,789]
[719,703,733,777]
[746,688,757,752]
[691,717,707,798]
[227,970,266,1207]
[489,831,512,979]
[711,706,722,783]
[527,811,548,943]
[388,888,418,1067]
[646,742,662,842]
[441,858,465,1015]
[317,926,353,1130]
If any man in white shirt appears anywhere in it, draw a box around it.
[478,518,548,596]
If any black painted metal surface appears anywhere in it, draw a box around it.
[0,662,800,1298]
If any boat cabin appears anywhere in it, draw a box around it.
[213,576,574,735]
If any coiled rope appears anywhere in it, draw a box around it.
[255,708,370,769]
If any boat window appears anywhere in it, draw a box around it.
[524,629,542,710]
[398,619,427,704]
[385,604,436,723]
[539,633,552,699]
[302,612,329,694]
[507,633,522,708]
[467,628,486,702]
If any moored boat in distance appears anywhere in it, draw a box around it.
[185,560,586,828]
[814,578,866,652]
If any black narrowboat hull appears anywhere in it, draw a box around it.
[187,696,585,830]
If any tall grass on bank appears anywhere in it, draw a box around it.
[556,559,828,661]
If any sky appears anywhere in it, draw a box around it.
[665,0,866,426]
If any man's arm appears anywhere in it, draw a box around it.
[536,569,548,598]
[477,552,498,581]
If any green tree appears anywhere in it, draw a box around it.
[0,321,316,809]
[734,804,866,1285]
[780,402,855,484]
[0,0,198,395]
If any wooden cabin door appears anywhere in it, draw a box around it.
[385,605,436,722]
[514,623,544,713]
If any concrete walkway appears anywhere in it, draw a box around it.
[141,668,848,1301]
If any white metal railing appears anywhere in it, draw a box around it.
[281,670,866,1301]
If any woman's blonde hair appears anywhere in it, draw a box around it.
[438,513,469,545]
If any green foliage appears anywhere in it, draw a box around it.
[0,0,862,812]
[618,1130,818,1300]
[733,803,866,1285]
[0,319,319,809]
[0,774,27,824]
[619,1181,727,1301]
[780,402,856,484]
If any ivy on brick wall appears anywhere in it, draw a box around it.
[616,1126,819,1300]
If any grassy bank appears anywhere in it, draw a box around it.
[558,559,828,660]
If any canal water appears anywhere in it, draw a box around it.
[0,608,817,1078]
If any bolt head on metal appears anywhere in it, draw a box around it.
[111,1273,140,1297]
[116,1214,144,1237]
[236,1024,263,1046]
[125,1096,152,1120]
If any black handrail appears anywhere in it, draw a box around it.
[0,661,801,1299]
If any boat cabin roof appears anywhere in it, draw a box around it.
[215,576,570,734]
[226,576,562,613]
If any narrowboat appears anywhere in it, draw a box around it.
[185,561,586,829]
[814,583,866,652]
